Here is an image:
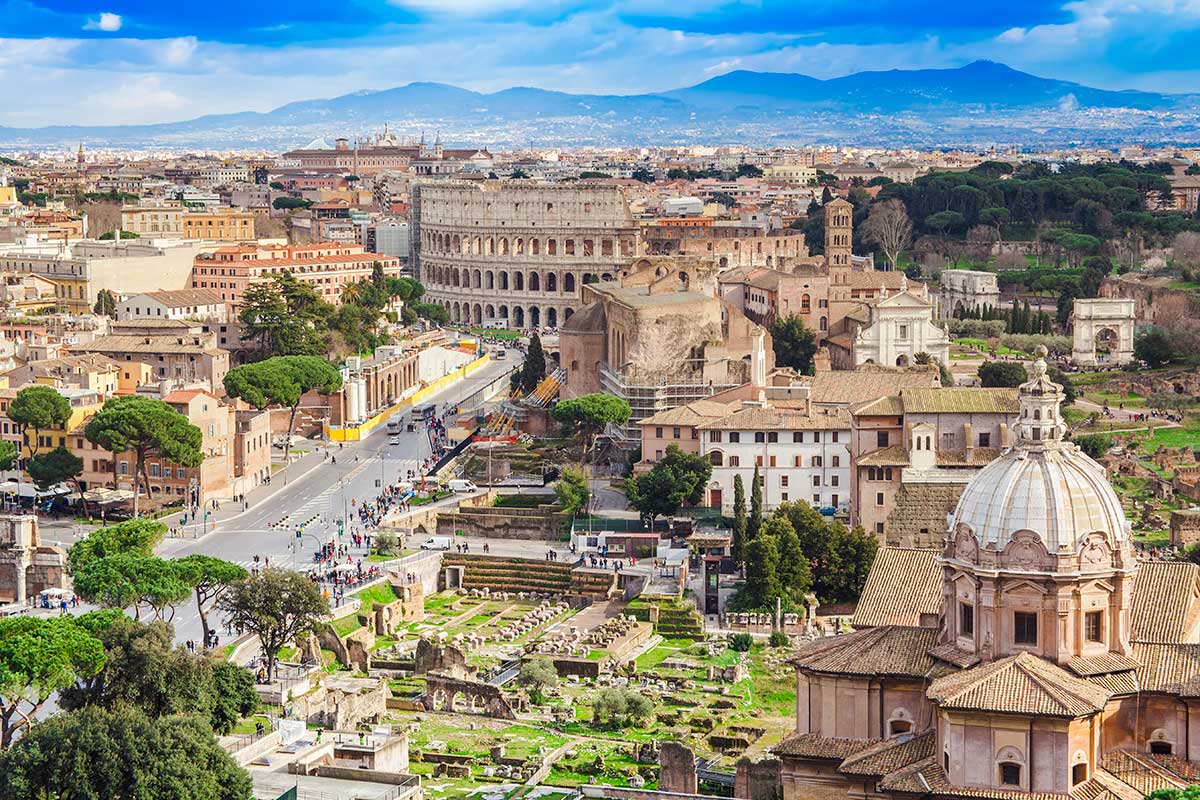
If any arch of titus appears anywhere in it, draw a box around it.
[938,270,999,319]
[1072,298,1135,366]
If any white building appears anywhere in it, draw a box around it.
[661,196,705,216]
[371,220,411,262]
[849,286,952,369]
[117,289,228,323]
[700,402,852,515]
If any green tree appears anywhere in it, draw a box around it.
[657,445,712,506]
[219,568,329,683]
[1135,327,1177,368]
[1072,434,1112,459]
[273,196,311,210]
[0,442,15,473]
[731,474,747,570]
[0,705,253,799]
[238,272,331,357]
[0,616,105,747]
[84,396,204,517]
[174,555,248,648]
[822,524,879,603]
[93,288,117,318]
[8,385,72,459]
[224,355,342,457]
[978,361,1028,388]
[67,518,166,573]
[742,532,781,610]
[631,167,655,183]
[26,445,85,510]
[736,163,763,178]
[554,466,590,518]
[515,333,547,394]
[517,658,558,704]
[772,517,814,605]
[748,466,763,540]
[550,394,631,462]
[73,554,192,621]
[627,466,688,525]
[769,315,817,374]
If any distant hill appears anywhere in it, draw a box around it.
[1,61,1195,149]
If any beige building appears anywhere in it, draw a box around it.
[70,320,230,392]
[182,210,255,241]
[121,205,183,236]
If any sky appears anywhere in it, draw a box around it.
[3,0,1200,127]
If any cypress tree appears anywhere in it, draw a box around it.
[748,466,763,541]
[731,474,747,570]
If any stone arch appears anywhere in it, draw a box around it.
[531,238,540,255]
[485,270,494,290]
[801,293,811,312]
[1094,327,1119,357]
[547,307,557,327]
[819,316,827,331]
[565,239,576,256]
[708,450,724,467]
[515,237,525,255]
[887,707,913,737]
[548,239,557,255]
[451,302,461,322]
[529,272,540,291]
[500,238,509,256]
[513,306,525,327]
[546,272,557,293]
[472,269,481,289]
[1149,729,1175,755]
[473,236,482,255]
[564,273,576,293]
[514,272,524,291]
[452,234,460,253]
[499,271,509,291]
[601,272,613,281]
[719,256,728,269]
[530,306,541,327]
[896,354,910,367]
[498,305,509,322]
[473,304,483,325]
[485,304,495,319]
[485,236,494,255]
[564,308,574,320]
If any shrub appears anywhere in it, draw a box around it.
[729,633,754,652]
[768,631,790,648]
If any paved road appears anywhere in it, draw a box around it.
[40,353,520,646]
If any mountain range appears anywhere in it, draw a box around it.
[2,61,1197,150]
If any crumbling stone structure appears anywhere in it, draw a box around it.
[0,515,67,604]
[423,673,517,719]
[659,742,699,794]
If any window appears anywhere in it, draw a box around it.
[793,431,804,443]
[960,603,974,636]
[655,426,663,438]
[1150,741,1173,755]
[729,432,740,443]
[813,432,821,443]
[673,427,681,439]
[813,494,821,504]
[831,431,839,442]
[1085,611,1103,643]
[899,324,908,339]
[767,432,778,443]
[877,431,889,447]
[780,475,789,487]
[876,522,885,535]
[1000,763,1022,787]
[655,450,663,461]
[889,719,912,737]
[832,456,840,467]
[942,432,955,450]
[756,456,763,467]
[812,456,823,467]
[729,456,740,467]
[1014,612,1038,646]
[754,432,766,443]
[876,492,884,506]
[710,431,722,443]
[830,475,839,487]
[812,476,821,487]
[978,432,991,448]
[1073,764,1088,786]
[781,493,788,502]
[769,456,776,467]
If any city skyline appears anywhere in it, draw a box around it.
[3,0,1200,127]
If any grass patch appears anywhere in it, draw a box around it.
[493,494,550,508]
[1137,423,1200,456]
[330,613,364,637]
[353,582,402,606]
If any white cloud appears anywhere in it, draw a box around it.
[92,75,186,111]
[84,12,122,32]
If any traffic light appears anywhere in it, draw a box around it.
[295,528,302,539]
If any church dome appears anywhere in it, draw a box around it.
[949,348,1129,553]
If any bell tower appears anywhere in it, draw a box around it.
[824,197,853,269]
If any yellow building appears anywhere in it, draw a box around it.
[183,211,255,241]
[121,205,183,236]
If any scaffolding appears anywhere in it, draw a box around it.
[479,367,565,438]
[599,365,738,445]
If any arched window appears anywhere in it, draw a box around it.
[888,719,912,737]
[819,316,828,331]
[546,273,557,292]
[548,239,557,255]
[801,293,811,312]
[514,272,524,291]
[709,451,724,467]
[564,273,576,293]
[529,272,540,291]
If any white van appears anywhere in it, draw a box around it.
[448,479,478,493]
[420,536,453,551]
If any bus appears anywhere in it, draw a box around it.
[414,404,437,422]
[386,419,401,435]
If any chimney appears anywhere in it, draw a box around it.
[750,327,767,389]
[812,347,831,373]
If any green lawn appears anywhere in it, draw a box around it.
[330,613,364,637]
[1137,423,1200,456]
[462,327,524,340]
[1085,390,1147,408]
[353,582,402,606]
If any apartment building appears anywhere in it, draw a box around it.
[699,402,852,515]
[182,210,255,241]
[117,289,228,323]
[70,320,230,392]
[190,242,402,308]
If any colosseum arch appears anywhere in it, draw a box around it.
[514,307,525,327]
[473,236,482,255]
[531,238,540,255]
[498,304,509,321]
[529,272,540,291]
[602,239,614,257]
[486,237,494,255]
[530,307,541,327]
[515,237,525,255]
[451,302,461,322]
[485,271,494,290]
[473,304,482,325]
[565,239,576,255]
[485,304,495,319]
[564,308,574,321]
[564,273,576,293]
[472,270,481,289]
[546,273,557,293]
[548,239,558,255]
[547,307,558,327]
[452,235,460,253]
[499,271,509,290]
[514,272,524,291]
[500,238,509,256]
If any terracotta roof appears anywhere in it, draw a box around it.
[928,642,981,669]
[928,653,1110,718]
[639,399,735,427]
[701,405,850,431]
[772,733,882,760]
[879,756,1142,800]
[1130,561,1200,643]
[851,547,943,628]
[838,731,936,777]
[856,445,909,467]
[810,367,939,406]
[885,483,965,549]
[1131,642,1200,693]
[72,334,216,355]
[139,289,226,308]
[935,447,1004,466]
[1101,751,1191,797]
[1064,653,1142,677]
[852,395,904,416]
[791,625,950,679]
[1086,670,1139,696]
[900,387,1020,414]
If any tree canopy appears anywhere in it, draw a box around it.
[0,705,253,800]
[553,466,589,518]
[8,385,72,458]
[770,315,817,375]
[224,355,342,455]
[978,361,1029,388]
[72,553,193,621]
[67,518,166,574]
[219,568,328,682]
[173,555,248,647]
[627,445,712,523]
[84,396,203,516]
[550,394,631,459]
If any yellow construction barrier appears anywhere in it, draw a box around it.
[325,353,491,442]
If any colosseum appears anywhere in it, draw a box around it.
[412,180,640,328]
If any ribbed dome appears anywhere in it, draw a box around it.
[950,445,1129,552]
[950,346,1129,553]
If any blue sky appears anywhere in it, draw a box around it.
[2,0,1200,127]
